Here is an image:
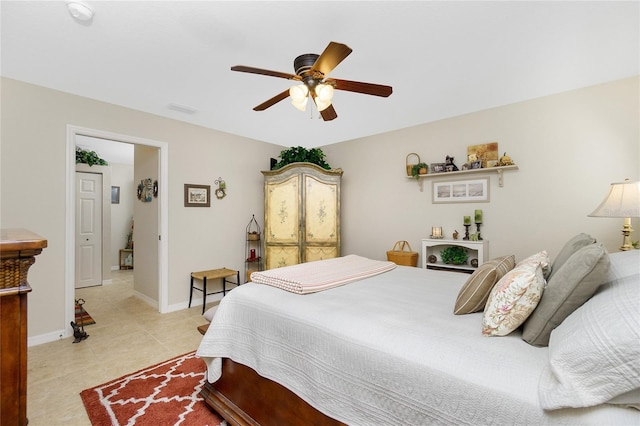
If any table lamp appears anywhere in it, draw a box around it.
[588,179,640,251]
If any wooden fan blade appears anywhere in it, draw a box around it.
[311,92,338,121]
[331,78,393,97]
[312,42,353,76]
[320,104,338,121]
[231,65,300,81]
[253,89,290,111]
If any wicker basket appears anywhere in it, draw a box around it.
[386,241,418,267]
[0,257,35,289]
[406,153,420,177]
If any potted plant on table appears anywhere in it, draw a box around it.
[440,246,468,265]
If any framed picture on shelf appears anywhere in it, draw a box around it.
[467,142,499,168]
[184,184,211,207]
[430,163,446,173]
[432,177,489,204]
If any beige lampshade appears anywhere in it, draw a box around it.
[589,180,640,218]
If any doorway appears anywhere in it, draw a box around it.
[65,125,169,339]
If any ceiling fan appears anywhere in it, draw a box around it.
[231,41,393,121]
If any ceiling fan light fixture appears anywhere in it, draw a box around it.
[315,98,332,112]
[315,84,334,102]
[291,98,308,111]
[289,84,308,102]
[290,84,309,111]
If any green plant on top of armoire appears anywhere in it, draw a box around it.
[76,147,108,166]
[440,246,469,265]
[273,146,331,170]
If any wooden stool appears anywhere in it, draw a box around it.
[189,268,239,314]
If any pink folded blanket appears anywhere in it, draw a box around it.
[250,254,396,294]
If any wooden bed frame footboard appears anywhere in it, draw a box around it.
[200,358,345,426]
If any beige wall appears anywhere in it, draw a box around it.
[323,76,639,264]
[1,77,283,343]
[1,76,638,345]
[110,163,134,269]
[133,145,160,304]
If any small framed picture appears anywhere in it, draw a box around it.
[432,177,490,204]
[470,160,482,169]
[430,163,446,173]
[111,186,120,204]
[184,184,210,207]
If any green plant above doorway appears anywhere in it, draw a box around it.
[273,146,331,170]
[76,147,108,166]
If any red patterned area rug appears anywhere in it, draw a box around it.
[80,351,225,425]
[75,304,96,326]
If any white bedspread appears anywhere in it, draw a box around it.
[196,265,638,425]
[250,254,396,293]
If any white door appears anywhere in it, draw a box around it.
[76,172,102,288]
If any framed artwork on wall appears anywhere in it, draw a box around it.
[432,177,489,204]
[111,186,120,204]
[184,184,210,207]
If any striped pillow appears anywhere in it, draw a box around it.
[454,255,515,315]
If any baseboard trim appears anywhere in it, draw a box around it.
[133,290,158,309]
[165,293,224,313]
[28,328,70,347]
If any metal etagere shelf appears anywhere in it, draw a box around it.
[245,214,263,282]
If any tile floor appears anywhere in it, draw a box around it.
[27,269,215,425]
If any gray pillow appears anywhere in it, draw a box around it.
[523,243,610,346]
[549,233,596,279]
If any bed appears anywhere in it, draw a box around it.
[196,243,640,425]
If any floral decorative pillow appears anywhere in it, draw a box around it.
[516,250,551,279]
[482,262,545,336]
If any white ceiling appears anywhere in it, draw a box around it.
[2,1,638,148]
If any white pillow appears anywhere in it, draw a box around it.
[516,250,551,279]
[538,273,640,410]
[606,250,640,282]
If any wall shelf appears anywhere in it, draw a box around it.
[409,165,518,191]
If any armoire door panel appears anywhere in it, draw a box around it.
[266,246,300,269]
[305,246,339,262]
[265,175,300,244]
[304,176,338,244]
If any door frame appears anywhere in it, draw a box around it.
[65,125,170,336]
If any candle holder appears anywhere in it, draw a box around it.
[475,223,483,240]
[463,224,471,240]
[430,226,444,239]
